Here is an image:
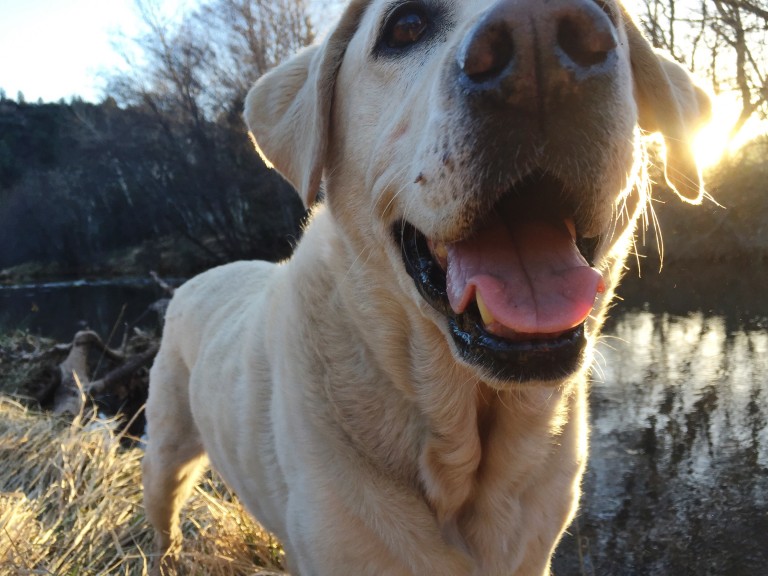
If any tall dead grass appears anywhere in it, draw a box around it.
[0,397,283,575]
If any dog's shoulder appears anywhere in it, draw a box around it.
[165,260,280,339]
[174,259,276,305]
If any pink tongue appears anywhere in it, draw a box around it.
[446,214,604,336]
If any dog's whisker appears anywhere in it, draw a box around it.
[599,334,629,347]
[340,245,372,289]
[371,164,412,221]
[590,350,607,381]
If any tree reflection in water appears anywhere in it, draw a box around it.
[554,310,768,575]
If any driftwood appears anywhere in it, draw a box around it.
[53,330,127,415]
[150,270,176,296]
[49,329,159,437]
[10,272,176,432]
[88,342,159,395]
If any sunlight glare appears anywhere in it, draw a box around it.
[694,91,767,168]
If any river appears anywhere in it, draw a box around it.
[554,260,768,575]
[0,277,174,343]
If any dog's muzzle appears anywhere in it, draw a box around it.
[400,166,605,382]
[396,172,604,383]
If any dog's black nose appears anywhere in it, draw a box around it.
[457,0,617,105]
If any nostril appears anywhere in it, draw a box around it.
[458,23,514,83]
[556,14,616,68]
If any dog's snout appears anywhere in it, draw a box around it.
[457,0,617,101]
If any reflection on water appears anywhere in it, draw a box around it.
[554,275,768,574]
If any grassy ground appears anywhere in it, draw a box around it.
[0,391,283,575]
[0,331,283,575]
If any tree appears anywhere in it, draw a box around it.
[198,0,314,107]
[709,0,768,138]
[637,0,768,142]
[105,0,314,264]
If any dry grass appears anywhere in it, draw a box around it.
[0,396,284,575]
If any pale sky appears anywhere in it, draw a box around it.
[0,0,646,104]
[0,0,188,103]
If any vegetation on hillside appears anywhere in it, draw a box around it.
[0,0,315,279]
[0,96,304,277]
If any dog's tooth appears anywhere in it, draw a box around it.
[427,240,449,269]
[476,292,495,326]
[433,242,448,261]
[564,218,577,240]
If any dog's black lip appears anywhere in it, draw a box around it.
[396,207,594,382]
[448,311,586,382]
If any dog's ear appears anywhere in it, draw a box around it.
[623,9,711,204]
[244,0,368,207]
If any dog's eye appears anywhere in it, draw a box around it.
[383,3,429,49]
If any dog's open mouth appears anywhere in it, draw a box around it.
[396,171,604,382]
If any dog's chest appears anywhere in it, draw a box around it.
[428,388,587,573]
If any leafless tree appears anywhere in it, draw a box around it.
[709,0,768,138]
[637,0,768,141]
[199,0,314,107]
[105,0,314,263]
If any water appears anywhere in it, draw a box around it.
[0,277,173,343]
[553,310,768,575]
[553,261,768,575]
[1,264,766,573]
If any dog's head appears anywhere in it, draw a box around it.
[245,0,710,385]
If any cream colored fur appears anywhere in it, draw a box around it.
[142,1,709,574]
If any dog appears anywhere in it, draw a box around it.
[142,0,710,574]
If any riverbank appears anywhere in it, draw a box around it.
[0,236,206,286]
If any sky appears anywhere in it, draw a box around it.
[0,0,665,105]
[0,0,761,159]
[0,0,642,104]
[0,0,346,104]
[0,0,187,103]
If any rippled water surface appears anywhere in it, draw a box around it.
[554,262,768,575]
[0,278,169,342]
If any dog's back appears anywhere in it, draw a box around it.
[143,260,285,563]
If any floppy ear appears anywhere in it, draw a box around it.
[623,8,712,204]
[244,0,369,207]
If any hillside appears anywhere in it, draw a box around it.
[0,97,305,279]
[634,138,768,263]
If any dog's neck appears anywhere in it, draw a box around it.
[409,343,587,571]
[415,359,584,516]
[362,302,586,569]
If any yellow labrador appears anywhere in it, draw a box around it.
[143,0,710,574]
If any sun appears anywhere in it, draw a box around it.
[693,91,767,168]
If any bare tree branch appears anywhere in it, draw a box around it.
[639,0,767,143]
